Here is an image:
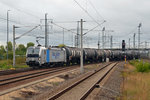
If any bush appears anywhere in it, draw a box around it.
[0,58,27,70]
[136,62,149,72]
[0,55,4,60]
[129,60,139,66]
[130,60,150,72]
[0,60,12,69]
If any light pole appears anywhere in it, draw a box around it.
[80,19,83,73]
[129,38,130,49]
[102,27,105,49]
[110,35,113,49]
[45,13,48,48]
[63,28,64,44]
[80,19,86,74]
[7,10,10,60]
[40,14,53,48]
[138,23,142,49]
[98,32,100,49]
[138,23,142,59]
[77,21,80,48]
[13,25,20,68]
[133,33,136,49]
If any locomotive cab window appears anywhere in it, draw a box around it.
[27,48,40,57]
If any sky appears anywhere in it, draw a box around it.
[0,0,150,48]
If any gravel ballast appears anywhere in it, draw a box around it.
[0,63,108,100]
[94,62,124,100]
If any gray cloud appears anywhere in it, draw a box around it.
[0,0,149,48]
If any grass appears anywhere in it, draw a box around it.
[0,57,28,70]
[120,60,150,100]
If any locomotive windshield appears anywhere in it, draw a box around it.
[27,48,40,57]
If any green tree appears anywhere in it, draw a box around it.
[27,42,34,48]
[4,51,13,59]
[58,44,66,48]
[5,41,13,51]
[18,44,26,52]
[0,45,6,59]
[0,45,6,54]
[16,44,26,55]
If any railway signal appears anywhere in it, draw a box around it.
[122,40,125,51]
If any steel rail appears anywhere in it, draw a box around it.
[0,67,33,76]
[0,66,77,86]
[80,63,118,100]
[48,63,114,100]
[0,67,61,82]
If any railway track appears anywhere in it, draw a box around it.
[0,62,104,92]
[0,67,33,76]
[0,63,100,76]
[0,67,75,86]
[47,62,118,100]
[0,63,98,83]
[0,66,79,94]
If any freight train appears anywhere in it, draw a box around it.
[26,46,140,68]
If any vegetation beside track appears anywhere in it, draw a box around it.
[120,60,150,100]
[0,42,34,70]
[130,59,150,72]
[0,57,28,70]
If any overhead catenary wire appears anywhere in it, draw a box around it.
[0,1,40,20]
[52,22,77,34]
[0,15,43,38]
[0,16,24,25]
[0,1,41,26]
[54,20,104,24]
[73,0,105,26]
[0,0,109,47]
[87,0,105,20]
[83,20,106,35]
[15,25,40,40]
[0,16,39,26]
[121,26,137,37]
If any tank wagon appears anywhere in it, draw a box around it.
[26,46,140,68]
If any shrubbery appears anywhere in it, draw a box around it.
[0,42,35,70]
[0,57,27,70]
[0,60,12,70]
[130,60,150,72]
